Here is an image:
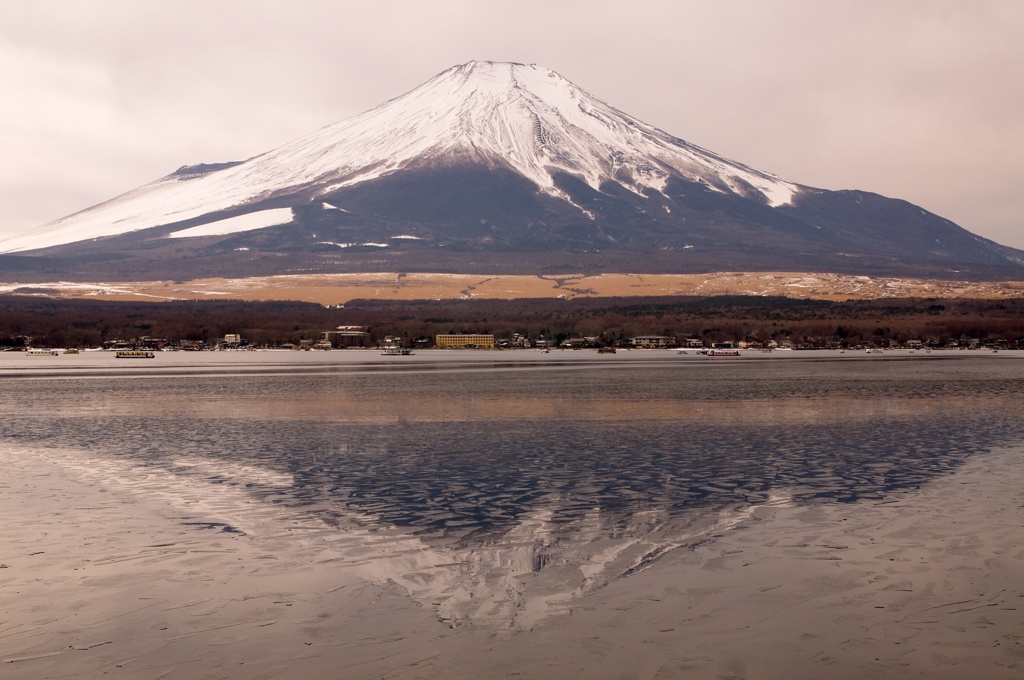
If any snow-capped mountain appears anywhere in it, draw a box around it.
[2,61,1022,281]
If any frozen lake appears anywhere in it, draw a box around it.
[1,349,1022,677]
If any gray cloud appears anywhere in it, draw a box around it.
[1,0,1021,249]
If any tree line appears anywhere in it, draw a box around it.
[1,294,1023,349]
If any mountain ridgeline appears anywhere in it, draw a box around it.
[2,61,1022,282]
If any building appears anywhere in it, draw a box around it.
[563,336,599,348]
[221,333,245,349]
[435,333,495,349]
[322,326,370,348]
[629,335,677,349]
[509,333,531,348]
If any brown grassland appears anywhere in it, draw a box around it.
[4,271,1024,304]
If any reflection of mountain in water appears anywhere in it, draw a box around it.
[9,407,1023,629]
[313,417,1000,526]
[3,360,1024,629]
[12,411,1014,530]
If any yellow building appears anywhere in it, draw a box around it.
[435,334,495,349]
[629,335,676,348]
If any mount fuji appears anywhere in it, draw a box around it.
[2,61,1022,281]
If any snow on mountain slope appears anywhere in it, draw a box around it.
[166,208,294,238]
[0,61,798,254]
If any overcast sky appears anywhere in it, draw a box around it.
[2,0,1022,248]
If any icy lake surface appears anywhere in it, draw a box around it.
[2,350,1023,627]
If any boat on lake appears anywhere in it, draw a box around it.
[115,350,156,359]
[381,346,412,356]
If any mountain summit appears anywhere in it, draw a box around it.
[2,61,1022,280]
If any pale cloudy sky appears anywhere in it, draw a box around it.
[1,0,1022,248]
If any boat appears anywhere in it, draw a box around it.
[597,347,616,354]
[707,349,740,357]
[381,346,412,355]
[115,350,156,359]
[26,348,59,356]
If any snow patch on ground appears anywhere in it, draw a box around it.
[167,208,294,238]
[317,241,390,249]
